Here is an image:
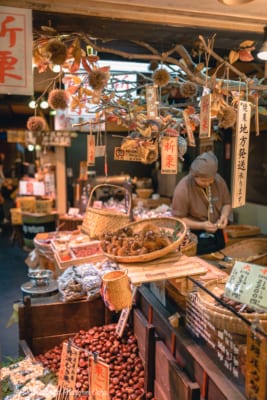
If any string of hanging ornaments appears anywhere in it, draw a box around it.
[27,26,267,161]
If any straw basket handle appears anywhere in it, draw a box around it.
[88,184,132,217]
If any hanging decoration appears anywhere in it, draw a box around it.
[232,100,252,208]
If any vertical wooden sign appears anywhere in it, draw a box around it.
[87,134,95,166]
[57,341,80,400]
[199,94,212,138]
[246,329,267,400]
[183,109,196,147]
[146,85,158,119]
[160,136,177,174]
[232,101,251,208]
[89,356,110,399]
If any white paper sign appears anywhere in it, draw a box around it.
[232,101,251,208]
[224,261,267,312]
[0,6,33,95]
[161,136,177,174]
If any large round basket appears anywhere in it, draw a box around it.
[197,279,267,335]
[101,217,187,263]
[81,184,132,239]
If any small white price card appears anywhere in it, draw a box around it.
[224,261,267,312]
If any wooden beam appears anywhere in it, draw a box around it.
[1,0,266,34]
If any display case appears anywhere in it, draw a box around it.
[135,283,267,400]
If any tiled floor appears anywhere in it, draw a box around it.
[0,225,28,361]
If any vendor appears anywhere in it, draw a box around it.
[171,151,232,255]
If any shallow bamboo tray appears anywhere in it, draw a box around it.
[223,237,267,265]
[102,217,187,263]
[225,224,261,238]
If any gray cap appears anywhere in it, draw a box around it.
[190,151,218,177]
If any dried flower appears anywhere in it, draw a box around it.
[218,106,236,129]
[89,70,109,91]
[153,68,170,87]
[26,116,47,132]
[48,89,69,110]
[180,82,198,98]
[149,61,159,71]
[45,39,67,65]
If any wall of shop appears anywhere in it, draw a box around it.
[234,203,267,234]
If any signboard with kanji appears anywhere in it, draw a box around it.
[160,136,177,174]
[199,94,211,138]
[114,146,141,162]
[183,109,196,147]
[146,85,158,119]
[232,100,251,208]
[224,261,267,312]
[0,6,33,95]
[57,341,80,400]
[246,329,267,400]
[89,356,109,400]
[87,134,95,166]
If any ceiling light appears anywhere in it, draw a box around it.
[257,26,267,61]
[40,99,49,109]
[52,64,61,73]
[28,99,37,109]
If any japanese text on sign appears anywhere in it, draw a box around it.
[225,261,267,312]
[87,134,95,166]
[199,94,211,138]
[89,356,109,400]
[232,101,251,208]
[161,136,177,174]
[0,6,33,95]
[57,341,80,400]
[114,147,141,162]
[246,330,267,400]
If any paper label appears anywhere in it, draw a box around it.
[160,136,177,174]
[224,261,267,312]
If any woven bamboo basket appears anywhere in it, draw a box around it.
[101,216,187,263]
[81,184,132,239]
[101,270,133,311]
[197,279,267,335]
[222,237,267,266]
[180,232,198,257]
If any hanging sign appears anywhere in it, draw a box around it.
[57,341,80,400]
[246,329,267,400]
[114,146,141,162]
[183,109,196,147]
[41,131,72,147]
[0,6,33,95]
[146,85,159,119]
[89,356,109,400]
[224,261,267,312]
[160,136,177,174]
[7,129,25,143]
[87,134,95,166]
[232,100,251,208]
[199,94,212,138]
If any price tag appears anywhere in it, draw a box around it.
[57,341,80,400]
[115,286,137,337]
[89,356,109,400]
[224,261,267,312]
